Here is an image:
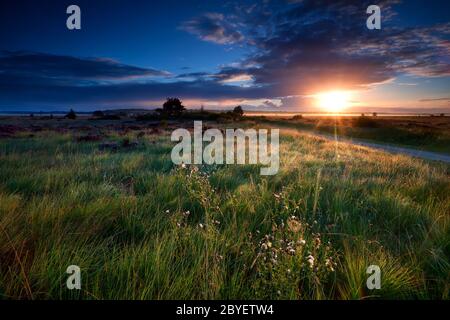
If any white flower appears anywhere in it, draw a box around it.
[306,255,315,268]
[325,258,335,272]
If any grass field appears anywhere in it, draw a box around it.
[253,115,450,154]
[0,119,449,299]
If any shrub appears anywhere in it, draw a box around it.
[92,110,105,117]
[136,113,160,121]
[352,116,378,128]
[65,109,77,120]
[98,114,121,120]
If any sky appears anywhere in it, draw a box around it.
[0,0,449,113]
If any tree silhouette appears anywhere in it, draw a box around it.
[162,98,186,117]
[233,105,244,117]
[65,109,77,119]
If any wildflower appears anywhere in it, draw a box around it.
[261,243,268,250]
[165,209,170,214]
[199,223,205,229]
[182,210,190,217]
[287,269,291,274]
[287,219,302,233]
[314,237,321,248]
[325,258,335,272]
[297,239,306,246]
[267,241,272,248]
[181,163,187,169]
[306,255,315,268]
[288,248,296,255]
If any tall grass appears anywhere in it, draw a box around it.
[0,130,448,299]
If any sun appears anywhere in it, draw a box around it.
[316,90,351,113]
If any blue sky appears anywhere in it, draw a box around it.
[0,0,449,112]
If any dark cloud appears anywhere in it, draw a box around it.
[0,77,269,107]
[180,13,244,45]
[0,51,169,81]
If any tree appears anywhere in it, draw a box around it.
[65,109,77,119]
[233,105,244,118]
[162,98,186,117]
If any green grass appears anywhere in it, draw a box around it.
[0,130,449,299]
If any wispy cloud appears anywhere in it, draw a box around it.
[180,13,244,45]
[419,97,450,102]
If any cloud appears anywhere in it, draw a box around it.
[180,13,244,44]
[419,97,450,102]
[183,0,449,96]
[0,76,270,108]
[0,51,169,81]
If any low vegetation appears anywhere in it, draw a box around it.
[0,121,448,299]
